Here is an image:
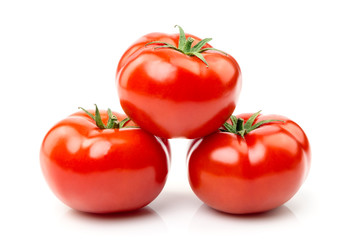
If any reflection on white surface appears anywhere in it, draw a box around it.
[189,203,299,236]
[61,206,167,236]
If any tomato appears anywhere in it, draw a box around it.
[116,26,242,139]
[40,105,170,213]
[187,111,311,214]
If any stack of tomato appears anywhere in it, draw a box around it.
[40,26,311,215]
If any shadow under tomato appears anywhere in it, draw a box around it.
[66,207,158,221]
[61,206,167,234]
[188,203,299,235]
[205,204,298,220]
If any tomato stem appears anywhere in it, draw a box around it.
[183,37,194,53]
[221,111,284,137]
[145,25,227,67]
[79,104,133,130]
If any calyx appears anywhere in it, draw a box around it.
[145,25,226,67]
[79,104,132,129]
[221,111,284,137]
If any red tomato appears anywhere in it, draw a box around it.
[187,112,311,214]
[116,26,242,139]
[40,106,170,213]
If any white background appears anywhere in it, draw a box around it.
[1,0,357,239]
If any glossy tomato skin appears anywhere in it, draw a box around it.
[40,110,169,213]
[70,110,172,161]
[187,113,311,214]
[116,32,242,139]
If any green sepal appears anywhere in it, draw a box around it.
[144,25,227,68]
[247,119,285,133]
[223,122,236,133]
[191,38,212,52]
[175,25,186,50]
[119,117,130,128]
[106,108,115,128]
[93,104,106,129]
[192,52,209,67]
[78,107,95,121]
[230,115,238,131]
[221,111,285,137]
[244,110,262,129]
[237,130,246,138]
[79,104,136,130]
[199,47,227,55]
[153,45,179,51]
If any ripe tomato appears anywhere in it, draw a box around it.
[40,106,170,213]
[116,26,242,139]
[187,111,311,214]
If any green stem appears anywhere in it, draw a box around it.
[183,37,194,53]
[221,111,285,137]
[145,25,226,67]
[78,105,137,130]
